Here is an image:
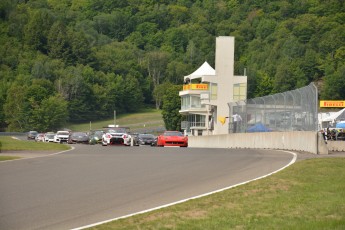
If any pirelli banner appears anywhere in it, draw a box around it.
[183,84,208,91]
[320,100,345,108]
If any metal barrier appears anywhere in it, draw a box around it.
[0,132,26,136]
[229,83,318,133]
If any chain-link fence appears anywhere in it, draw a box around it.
[228,83,318,133]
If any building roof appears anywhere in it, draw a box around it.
[184,61,215,81]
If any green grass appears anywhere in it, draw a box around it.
[89,158,345,230]
[68,109,164,133]
[0,155,21,161]
[0,136,70,151]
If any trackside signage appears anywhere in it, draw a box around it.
[320,100,345,108]
[183,84,208,90]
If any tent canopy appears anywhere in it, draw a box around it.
[322,108,345,122]
[184,61,215,81]
[336,121,345,128]
[246,123,271,132]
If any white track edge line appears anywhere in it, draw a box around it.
[71,150,297,230]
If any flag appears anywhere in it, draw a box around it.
[218,116,226,125]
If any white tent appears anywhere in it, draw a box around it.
[319,108,345,129]
[322,108,345,122]
[184,61,215,81]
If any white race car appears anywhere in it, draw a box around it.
[54,131,70,143]
[101,128,132,146]
[44,132,55,142]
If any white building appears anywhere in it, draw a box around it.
[179,36,247,135]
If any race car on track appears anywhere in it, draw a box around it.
[101,127,132,146]
[156,131,188,147]
[44,132,55,142]
[54,131,70,143]
[138,133,156,145]
[69,132,90,144]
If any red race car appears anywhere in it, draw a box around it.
[156,131,188,147]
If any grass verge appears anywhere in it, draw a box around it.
[68,109,164,132]
[89,158,345,229]
[0,156,21,161]
[0,136,70,151]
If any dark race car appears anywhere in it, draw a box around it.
[138,133,156,145]
[27,131,38,140]
[69,132,89,144]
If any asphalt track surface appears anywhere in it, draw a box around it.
[0,144,295,230]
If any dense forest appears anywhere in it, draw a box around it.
[0,0,344,132]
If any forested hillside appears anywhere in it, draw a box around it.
[0,0,344,131]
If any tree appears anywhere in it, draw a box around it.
[254,70,274,97]
[161,85,182,131]
[4,82,29,131]
[321,65,345,100]
[0,90,6,131]
[273,61,297,93]
[1,0,345,129]
[31,95,68,131]
[69,30,93,65]
[153,82,173,110]
[104,74,126,114]
[26,80,52,102]
[145,51,169,85]
[163,27,189,53]
[167,5,189,27]
[123,75,144,112]
[166,60,191,84]
[256,18,277,39]
[47,21,71,61]
[144,51,169,108]
[94,41,141,75]
[24,8,54,54]
[31,55,65,81]
[0,0,14,20]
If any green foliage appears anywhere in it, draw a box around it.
[0,72,11,131]
[161,85,183,131]
[153,81,173,109]
[3,78,68,132]
[4,81,29,131]
[47,21,70,60]
[1,0,345,131]
[32,95,68,132]
[321,65,345,100]
[24,8,55,54]
[254,71,274,97]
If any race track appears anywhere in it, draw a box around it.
[0,144,295,230]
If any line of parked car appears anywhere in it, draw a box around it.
[26,129,188,147]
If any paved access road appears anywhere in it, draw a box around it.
[0,145,295,230]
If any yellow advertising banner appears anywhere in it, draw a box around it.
[183,84,208,90]
[320,100,345,108]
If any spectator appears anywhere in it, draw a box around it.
[232,113,242,133]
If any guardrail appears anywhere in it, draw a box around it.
[0,132,26,136]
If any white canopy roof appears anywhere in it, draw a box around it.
[184,61,215,81]
[321,108,345,122]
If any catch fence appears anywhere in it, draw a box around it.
[229,83,318,133]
